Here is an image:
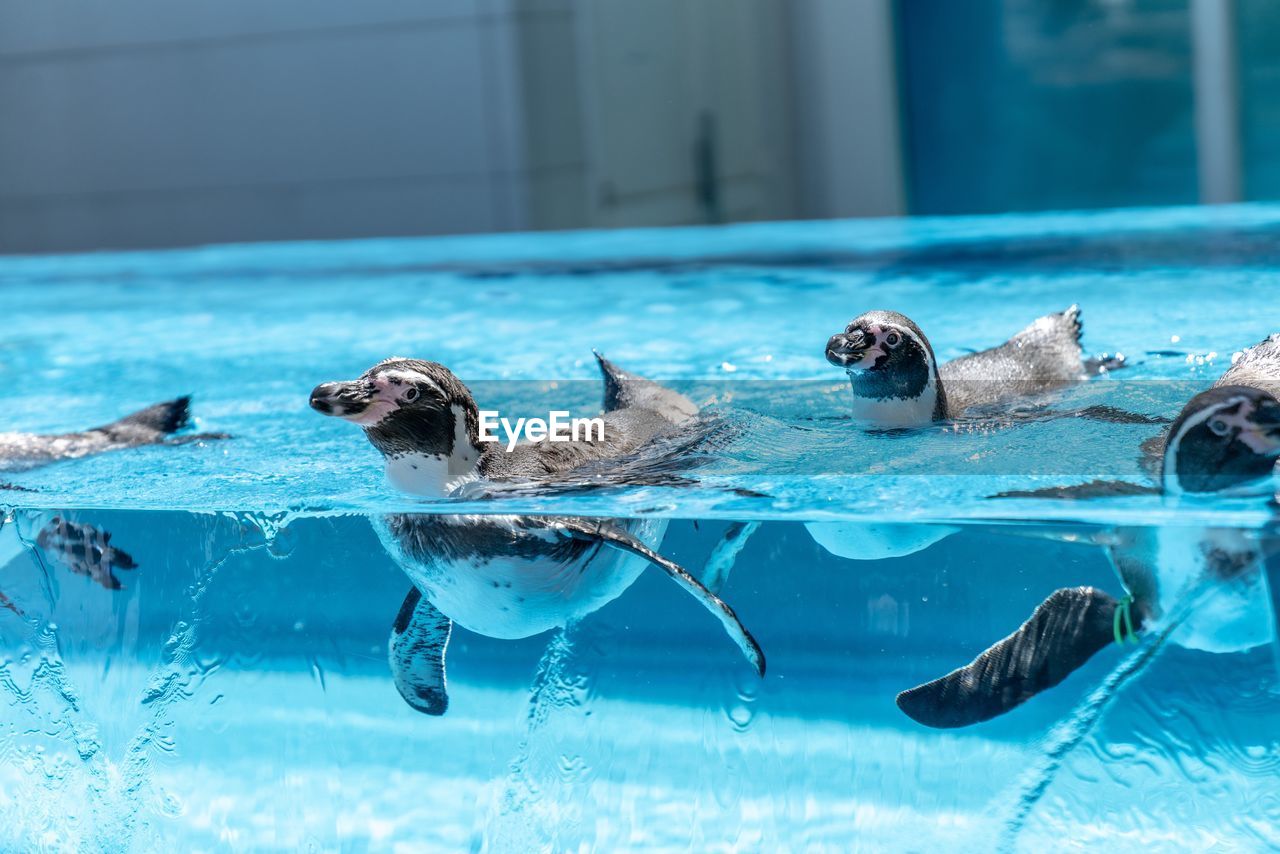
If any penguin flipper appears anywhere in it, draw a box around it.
[90,396,230,445]
[561,519,766,676]
[1070,404,1168,425]
[389,587,452,716]
[701,521,760,593]
[1083,354,1130,375]
[968,522,1124,549]
[990,479,1160,501]
[896,587,1123,728]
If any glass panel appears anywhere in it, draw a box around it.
[1237,0,1280,199]
[896,0,1198,214]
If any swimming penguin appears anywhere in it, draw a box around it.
[824,306,1119,429]
[896,335,1280,729]
[310,354,764,715]
[0,396,227,611]
[803,306,1133,565]
[0,396,225,479]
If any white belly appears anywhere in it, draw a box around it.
[376,516,668,639]
[848,392,937,429]
[805,521,957,560]
[1153,527,1275,654]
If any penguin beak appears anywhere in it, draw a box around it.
[310,380,377,422]
[826,330,868,368]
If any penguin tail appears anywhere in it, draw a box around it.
[1063,304,1083,344]
[592,349,629,413]
[896,586,1129,729]
[102,396,192,438]
[592,350,698,422]
[96,396,231,444]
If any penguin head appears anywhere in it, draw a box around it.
[826,311,940,406]
[1162,385,1280,494]
[310,358,481,459]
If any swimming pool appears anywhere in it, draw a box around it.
[1,205,1278,851]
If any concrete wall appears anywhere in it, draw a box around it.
[0,0,535,252]
[787,0,904,219]
[0,0,842,254]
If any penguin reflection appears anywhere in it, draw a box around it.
[0,396,226,613]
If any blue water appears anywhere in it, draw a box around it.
[1,206,1279,851]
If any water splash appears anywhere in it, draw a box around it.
[480,628,596,853]
[114,513,278,831]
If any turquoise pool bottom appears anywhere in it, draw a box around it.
[2,510,1275,852]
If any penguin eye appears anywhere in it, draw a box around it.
[885,331,902,348]
[403,387,420,402]
[1208,418,1229,437]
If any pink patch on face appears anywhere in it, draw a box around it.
[1216,400,1280,455]
[344,399,397,425]
[342,374,405,425]
[848,323,887,369]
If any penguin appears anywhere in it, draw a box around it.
[310,354,764,716]
[805,306,1134,567]
[824,305,1119,429]
[896,334,1280,729]
[0,396,225,478]
[0,396,227,611]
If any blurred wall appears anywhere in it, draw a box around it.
[0,0,801,253]
[0,0,1256,254]
[788,0,904,219]
[0,1,533,252]
[897,0,1199,214]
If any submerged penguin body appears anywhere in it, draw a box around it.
[375,513,666,640]
[312,353,766,715]
[896,335,1280,729]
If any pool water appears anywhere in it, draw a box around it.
[2,206,1279,851]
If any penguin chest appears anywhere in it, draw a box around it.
[376,516,666,640]
[1152,527,1275,653]
[384,452,478,497]
[847,382,938,428]
[804,521,957,559]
